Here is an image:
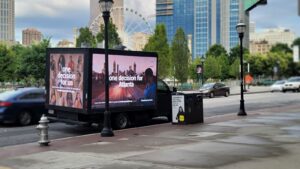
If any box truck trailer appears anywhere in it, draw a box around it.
[45,48,173,129]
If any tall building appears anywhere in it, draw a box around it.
[156,0,248,59]
[157,0,194,54]
[249,21,256,33]
[0,0,15,44]
[250,28,296,47]
[22,28,42,46]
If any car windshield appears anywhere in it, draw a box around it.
[201,83,215,89]
[0,90,19,100]
[274,80,285,85]
[288,77,300,82]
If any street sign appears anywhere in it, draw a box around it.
[293,46,299,63]
[244,0,267,11]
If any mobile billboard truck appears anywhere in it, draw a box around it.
[46,48,173,129]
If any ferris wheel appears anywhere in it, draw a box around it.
[89,7,154,50]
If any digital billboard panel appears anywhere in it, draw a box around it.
[92,54,157,109]
[48,53,84,109]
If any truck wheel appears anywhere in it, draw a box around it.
[113,113,130,129]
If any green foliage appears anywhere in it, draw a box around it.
[229,45,249,64]
[217,55,230,80]
[247,53,267,76]
[17,39,50,85]
[0,44,15,82]
[200,44,229,81]
[206,44,228,58]
[246,51,300,78]
[204,55,221,79]
[143,24,171,79]
[171,28,190,83]
[76,27,96,48]
[96,20,122,49]
[292,37,300,47]
[270,43,292,53]
[229,58,240,79]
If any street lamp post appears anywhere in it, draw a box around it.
[201,56,205,86]
[236,21,247,116]
[99,0,114,137]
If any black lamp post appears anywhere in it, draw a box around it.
[99,0,114,137]
[201,56,205,86]
[236,21,247,116]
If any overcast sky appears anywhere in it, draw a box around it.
[15,0,299,45]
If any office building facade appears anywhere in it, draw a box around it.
[0,0,14,44]
[156,0,248,59]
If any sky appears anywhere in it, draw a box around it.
[15,0,300,46]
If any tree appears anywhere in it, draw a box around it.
[229,58,240,79]
[0,44,15,82]
[217,54,230,80]
[206,44,228,58]
[18,39,50,85]
[96,20,122,49]
[270,43,292,53]
[229,45,249,65]
[143,24,171,79]
[11,44,27,81]
[171,28,190,83]
[76,27,96,48]
[204,55,221,80]
[247,53,267,77]
[292,37,300,47]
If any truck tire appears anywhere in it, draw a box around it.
[113,113,130,129]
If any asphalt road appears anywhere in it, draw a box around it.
[0,92,299,147]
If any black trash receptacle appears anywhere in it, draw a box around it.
[171,92,203,124]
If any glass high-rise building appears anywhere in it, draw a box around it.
[156,0,249,59]
[0,0,14,43]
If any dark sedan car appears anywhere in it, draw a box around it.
[0,87,46,126]
[199,83,230,98]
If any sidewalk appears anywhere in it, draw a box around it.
[0,104,300,169]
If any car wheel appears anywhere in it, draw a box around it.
[113,113,130,129]
[209,92,214,98]
[18,111,32,126]
[282,90,286,93]
[224,91,229,97]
